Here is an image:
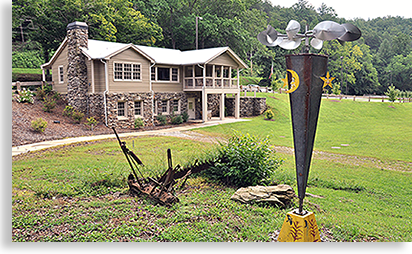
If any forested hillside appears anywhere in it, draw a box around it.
[12,0,412,95]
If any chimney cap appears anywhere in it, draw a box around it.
[67,21,88,30]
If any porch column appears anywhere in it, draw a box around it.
[220,92,225,120]
[235,91,240,119]
[202,87,208,122]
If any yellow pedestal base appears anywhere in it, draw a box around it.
[278,209,321,242]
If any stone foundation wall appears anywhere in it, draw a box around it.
[88,92,188,129]
[86,92,266,128]
[226,96,267,117]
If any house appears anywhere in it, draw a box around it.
[41,21,266,128]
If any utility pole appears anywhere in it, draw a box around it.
[196,16,203,50]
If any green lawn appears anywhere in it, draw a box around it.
[12,94,412,242]
[197,93,412,162]
[12,68,43,75]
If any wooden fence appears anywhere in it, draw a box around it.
[12,81,46,91]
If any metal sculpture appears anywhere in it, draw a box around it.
[257,20,361,51]
[112,127,222,206]
[257,20,361,242]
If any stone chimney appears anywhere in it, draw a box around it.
[66,21,88,113]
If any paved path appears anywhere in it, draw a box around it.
[12,118,249,156]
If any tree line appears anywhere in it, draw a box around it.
[12,0,412,95]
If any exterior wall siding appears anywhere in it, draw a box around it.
[108,48,151,92]
[52,45,69,94]
[209,52,239,68]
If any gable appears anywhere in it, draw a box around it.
[110,47,152,64]
[208,52,240,68]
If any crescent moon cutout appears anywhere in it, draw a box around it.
[284,69,300,93]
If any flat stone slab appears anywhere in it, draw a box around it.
[230,184,296,207]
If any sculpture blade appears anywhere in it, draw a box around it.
[279,38,302,50]
[310,38,323,50]
[286,20,301,40]
[338,23,362,41]
[312,21,346,41]
[257,25,280,46]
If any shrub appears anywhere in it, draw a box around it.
[42,96,56,112]
[31,118,48,133]
[72,110,84,124]
[63,105,74,117]
[85,116,97,131]
[203,131,282,187]
[134,118,144,128]
[15,88,34,104]
[36,87,47,101]
[265,109,275,120]
[171,114,183,125]
[181,111,189,122]
[156,115,167,126]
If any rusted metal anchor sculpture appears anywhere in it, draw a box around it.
[112,127,215,206]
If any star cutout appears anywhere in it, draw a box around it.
[321,72,335,89]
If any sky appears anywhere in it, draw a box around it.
[268,0,412,20]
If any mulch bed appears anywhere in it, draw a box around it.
[12,95,197,147]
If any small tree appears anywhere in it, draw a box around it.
[331,83,341,95]
[385,85,399,102]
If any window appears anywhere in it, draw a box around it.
[151,67,156,81]
[118,102,125,117]
[58,66,64,83]
[161,100,168,114]
[152,67,179,82]
[124,63,132,80]
[114,63,123,80]
[185,66,193,77]
[157,67,170,81]
[133,65,141,80]
[223,66,230,78]
[134,101,142,116]
[172,68,178,81]
[114,62,141,81]
[215,66,221,77]
[172,99,180,113]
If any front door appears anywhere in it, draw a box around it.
[187,97,196,119]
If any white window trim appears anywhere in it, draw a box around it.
[134,100,143,118]
[172,99,181,114]
[151,66,179,83]
[160,100,170,115]
[58,65,64,83]
[113,62,142,82]
[117,101,128,120]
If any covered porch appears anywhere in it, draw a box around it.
[183,64,241,122]
[183,64,240,90]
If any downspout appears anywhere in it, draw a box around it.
[150,62,156,126]
[100,59,109,127]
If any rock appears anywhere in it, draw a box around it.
[230,184,296,207]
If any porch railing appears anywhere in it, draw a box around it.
[184,77,238,90]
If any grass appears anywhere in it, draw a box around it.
[12,68,43,75]
[197,93,412,162]
[12,94,412,242]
